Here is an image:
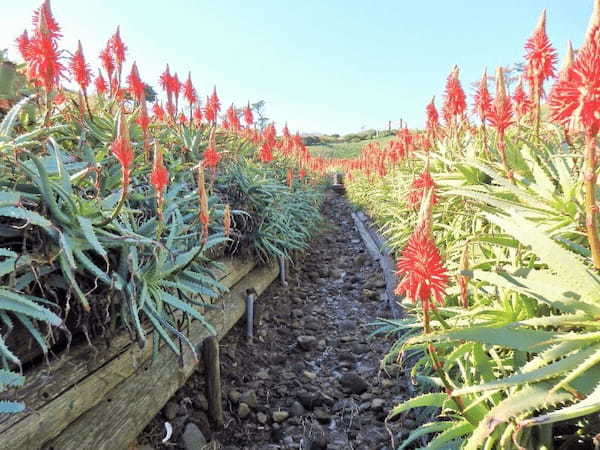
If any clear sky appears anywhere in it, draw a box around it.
[0,1,594,134]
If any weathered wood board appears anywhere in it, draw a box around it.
[0,257,262,450]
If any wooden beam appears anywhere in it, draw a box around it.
[0,257,256,448]
[351,212,402,318]
[44,261,279,450]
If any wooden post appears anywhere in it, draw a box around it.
[203,336,224,429]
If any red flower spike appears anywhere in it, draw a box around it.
[243,102,254,127]
[150,144,169,194]
[204,133,221,168]
[111,109,134,187]
[99,43,114,81]
[441,65,466,125]
[32,1,60,39]
[136,100,150,132]
[183,72,197,105]
[425,96,439,140]
[407,170,438,209]
[226,104,240,131]
[69,41,91,91]
[26,6,64,93]
[204,95,216,123]
[127,62,145,103]
[395,225,449,308]
[473,67,492,123]
[513,78,531,119]
[259,142,273,163]
[193,105,203,124]
[110,26,126,70]
[16,30,30,61]
[160,65,172,94]
[152,101,165,121]
[487,67,514,135]
[209,87,221,114]
[95,69,107,94]
[524,9,558,95]
[172,73,181,103]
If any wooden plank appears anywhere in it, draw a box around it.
[44,261,279,450]
[351,212,402,318]
[0,257,256,447]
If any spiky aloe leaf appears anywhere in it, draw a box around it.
[464,383,572,450]
[398,421,453,450]
[486,211,600,304]
[387,393,448,420]
[424,420,475,449]
[520,382,600,427]
[0,94,34,137]
[470,269,600,315]
[454,345,598,396]
[77,216,107,257]
[405,324,557,352]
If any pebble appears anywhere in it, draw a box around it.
[297,335,318,351]
[163,401,178,421]
[240,390,257,409]
[339,372,369,394]
[228,390,241,403]
[182,423,207,450]
[238,402,250,419]
[272,410,290,423]
[257,412,268,424]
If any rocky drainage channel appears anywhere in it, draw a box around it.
[138,192,417,450]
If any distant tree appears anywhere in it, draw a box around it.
[251,100,269,131]
[144,84,157,103]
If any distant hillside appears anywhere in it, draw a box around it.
[306,132,396,159]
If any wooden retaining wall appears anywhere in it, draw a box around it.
[0,257,280,450]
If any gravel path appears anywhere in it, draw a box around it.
[139,192,414,450]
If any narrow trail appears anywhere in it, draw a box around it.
[140,192,414,450]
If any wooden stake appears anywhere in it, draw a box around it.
[202,336,224,429]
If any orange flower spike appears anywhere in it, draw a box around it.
[223,204,232,237]
[196,162,210,241]
[150,143,169,219]
[127,62,145,103]
[111,108,134,189]
[70,40,91,91]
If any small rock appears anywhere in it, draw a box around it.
[313,408,332,424]
[164,401,178,421]
[303,370,317,380]
[182,422,207,450]
[228,390,241,403]
[272,410,290,423]
[194,394,208,411]
[362,288,377,300]
[240,390,257,409]
[257,412,268,424]
[297,335,318,351]
[238,402,250,419]
[256,369,269,380]
[339,373,369,394]
[371,398,385,410]
[381,379,394,389]
[290,401,305,417]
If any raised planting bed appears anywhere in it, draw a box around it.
[0,256,279,450]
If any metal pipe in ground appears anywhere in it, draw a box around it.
[279,255,288,287]
[245,289,256,342]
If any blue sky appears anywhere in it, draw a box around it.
[0,1,593,134]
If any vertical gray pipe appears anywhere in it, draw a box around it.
[245,289,256,342]
[279,256,288,287]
